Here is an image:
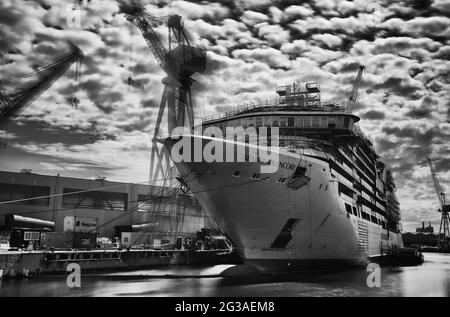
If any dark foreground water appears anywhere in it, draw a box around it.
[1,253,449,297]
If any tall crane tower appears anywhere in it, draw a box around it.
[0,43,83,128]
[426,157,450,249]
[348,65,365,112]
[124,5,206,184]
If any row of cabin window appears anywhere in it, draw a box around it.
[215,116,352,131]
[345,203,387,229]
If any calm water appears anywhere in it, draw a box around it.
[1,253,449,297]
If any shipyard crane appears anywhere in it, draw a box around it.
[426,157,450,249]
[348,65,365,111]
[0,43,83,128]
[124,5,206,183]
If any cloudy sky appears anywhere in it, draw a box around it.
[0,0,449,231]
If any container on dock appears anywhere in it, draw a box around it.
[72,232,97,249]
[153,238,161,249]
[201,227,211,238]
[121,232,152,247]
[63,216,98,233]
[2,215,55,250]
[43,231,97,249]
[120,232,172,249]
[175,236,183,249]
[115,225,132,237]
[42,232,72,249]
[10,229,43,249]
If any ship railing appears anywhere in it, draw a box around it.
[201,98,352,122]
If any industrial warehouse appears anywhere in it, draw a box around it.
[0,170,230,249]
[0,169,213,248]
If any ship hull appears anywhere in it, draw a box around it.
[163,135,403,272]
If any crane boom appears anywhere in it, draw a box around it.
[0,44,83,128]
[126,12,177,79]
[348,65,365,103]
[427,157,449,209]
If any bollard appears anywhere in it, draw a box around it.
[0,269,3,279]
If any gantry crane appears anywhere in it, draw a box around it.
[124,5,206,183]
[0,43,83,128]
[426,157,450,249]
[348,65,365,111]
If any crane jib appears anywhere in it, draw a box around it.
[0,45,83,128]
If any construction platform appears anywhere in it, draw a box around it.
[0,248,239,279]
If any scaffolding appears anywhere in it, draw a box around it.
[276,82,321,108]
[202,82,350,123]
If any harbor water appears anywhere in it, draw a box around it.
[1,253,449,297]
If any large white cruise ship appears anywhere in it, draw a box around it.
[163,80,403,272]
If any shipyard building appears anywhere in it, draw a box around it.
[0,170,210,239]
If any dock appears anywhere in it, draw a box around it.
[0,248,239,279]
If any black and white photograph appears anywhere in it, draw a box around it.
[0,0,449,302]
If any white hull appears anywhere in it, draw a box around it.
[163,135,403,272]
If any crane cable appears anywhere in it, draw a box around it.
[130,177,179,247]
[2,51,78,86]
[129,166,179,247]
[130,174,267,247]
[69,52,82,109]
[2,55,69,84]
[1,49,82,110]
[362,67,366,129]
[127,20,134,88]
